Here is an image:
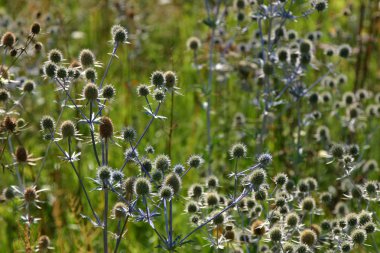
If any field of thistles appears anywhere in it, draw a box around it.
[0,0,379,252]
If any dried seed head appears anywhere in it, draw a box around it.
[113,202,127,219]
[15,146,28,163]
[37,235,50,250]
[34,42,43,52]
[83,83,99,101]
[254,187,268,201]
[2,116,17,132]
[134,177,151,196]
[274,173,288,186]
[123,177,136,196]
[263,62,274,76]
[99,116,114,139]
[251,220,266,236]
[24,187,37,203]
[1,32,16,48]
[79,49,95,68]
[60,120,76,138]
[10,48,17,57]
[30,22,41,35]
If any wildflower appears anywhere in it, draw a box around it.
[187,154,204,168]
[186,201,198,213]
[79,49,95,68]
[151,71,165,88]
[351,229,367,245]
[312,0,328,12]
[163,173,182,194]
[111,25,128,44]
[251,220,266,236]
[137,84,150,97]
[164,71,177,89]
[102,84,116,100]
[48,49,63,63]
[154,154,171,172]
[60,120,76,139]
[269,227,282,242]
[122,126,136,142]
[134,177,151,196]
[159,185,174,200]
[300,229,317,246]
[229,143,247,159]
[83,83,99,101]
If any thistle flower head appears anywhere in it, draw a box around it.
[102,84,116,100]
[186,37,201,51]
[151,71,165,88]
[79,49,95,68]
[97,166,112,181]
[60,120,76,138]
[83,83,99,101]
[134,177,151,196]
[163,172,182,194]
[99,116,114,139]
[30,22,41,35]
[111,24,128,44]
[159,185,174,200]
[229,143,247,159]
[187,154,204,168]
[112,202,128,219]
[1,32,15,48]
[48,49,63,63]
[154,154,171,172]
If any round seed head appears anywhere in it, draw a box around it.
[212,212,225,225]
[30,22,41,35]
[1,32,15,47]
[320,192,332,203]
[3,187,15,200]
[230,143,247,159]
[263,62,274,76]
[34,42,43,52]
[134,177,151,196]
[137,84,150,97]
[330,144,345,159]
[163,172,182,194]
[269,227,282,242]
[206,176,219,189]
[364,222,376,234]
[111,25,128,43]
[251,220,266,236]
[84,68,97,81]
[254,187,268,201]
[99,116,113,139]
[37,235,50,251]
[123,177,136,196]
[301,197,316,212]
[159,185,174,200]
[206,192,219,206]
[97,166,112,181]
[338,44,351,58]
[113,202,127,219]
[102,85,116,99]
[164,71,177,88]
[141,159,153,173]
[79,49,95,68]
[188,184,203,199]
[154,154,171,172]
[359,211,372,225]
[0,89,10,102]
[83,83,98,101]
[151,71,165,87]
[153,89,165,102]
[274,173,288,186]
[112,170,124,182]
[351,229,367,244]
[15,146,28,163]
[44,61,58,78]
[24,187,37,203]
[341,242,352,252]
[258,153,272,166]
[300,229,317,246]
[248,169,267,187]
[286,212,299,227]
[48,49,63,63]
[313,0,328,12]
[122,126,136,142]
[186,37,201,51]
[300,40,312,54]
[173,164,185,175]
[60,120,75,138]
[56,66,67,79]
[186,201,198,213]
[187,154,204,168]
[151,169,163,181]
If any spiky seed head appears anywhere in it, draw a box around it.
[99,116,114,139]
[206,192,219,206]
[1,32,15,47]
[348,144,360,157]
[191,215,200,224]
[301,197,316,212]
[30,22,41,34]
[186,201,198,213]
[351,229,367,244]
[164,71,177,88]
[186,37,201,51]
[48,49,63,63]
[153,89,165,102]
[97,166,112,181]
[249,168,267,187]
[56,66,67,79]
[79,49,95,68]
[365,181,378,195]
[254,187,268,201]
[358,211,372,225]
[112,171,124,182]
[300,229,317,246]
[111,25,128,43]
[83,83,99,101]
[306,177,318,191]
[338,44,351,58]
[251,220,266,236]
[121,127,136,143]
[113,202,127,219]
[274,173,288,186]
[123,177,136,196]
[173,164,185,175]
[141,159,153,173]
[313,0,328,12]
[163,172,182,194]
[283,243,295,253]
[60,120,76,138]
[346,213,358,227]
[321,220,331,231]
[269,227,282,242]
[137,84,150,97]
[134,177,151,196]
[151,71,165,87]
[84,68,97,81]
[154,154,171,172]
[3,187,15,200]
[295,244,310,253]
[275,197,286,207]
[102,85,116,99]
[320,192,332,203]
[2,116,16,132]
[258,153,272,166]
[37,235,50,250]
[188,184,203,199]
[364,222,376,234]
[151,169,163,181]
[230,143,247,159]
[22,80,35,93]
[351,185,363,199]
[187,154,204,168]
[24,187,37,203]
[212,212,225,226]
[159,185,174,200]
[300,40,312,54]
[44,61,58,78]
[277,48,288,62]
[34,42,43,52]
[330,144,345,159]
[0,89,10,102]
[286,212,299,227]
[15,146,28,163]
[124,148,138,161]
[145,145,155,154]
[206,176,219,189]
[341,242,352,252]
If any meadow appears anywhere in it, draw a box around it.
[0,0,380,252]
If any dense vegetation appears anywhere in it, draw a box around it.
[0,0,379,252]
